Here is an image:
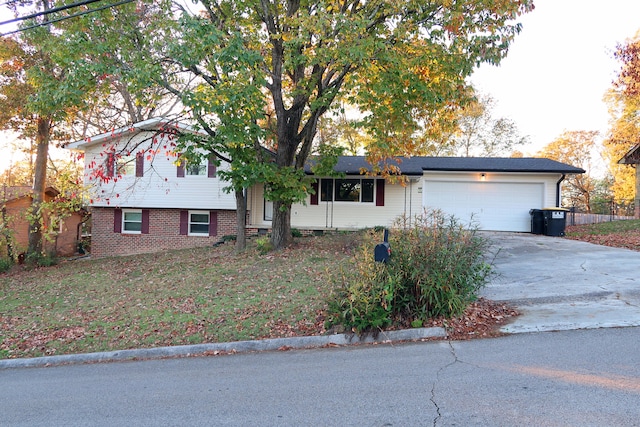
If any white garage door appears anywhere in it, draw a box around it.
[423,180,544,232]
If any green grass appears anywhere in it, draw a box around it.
[565,219,640,237]
[0,233,359,359]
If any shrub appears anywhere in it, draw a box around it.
[326,210,493,333]
[291,228,303,238]
[25,252,58,268]
[255,236,273,254]
[0,257,12,273]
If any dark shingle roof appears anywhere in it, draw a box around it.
[306,156,585,175]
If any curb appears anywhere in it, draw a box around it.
[0,327,447,370]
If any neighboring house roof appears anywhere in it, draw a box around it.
[307,156,585,176]
[2,186,60,202]
[618,143,640,165]
[65,117,199,150]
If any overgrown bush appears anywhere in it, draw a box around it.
[327,210,493,333]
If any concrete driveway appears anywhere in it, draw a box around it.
[481,232,640,333]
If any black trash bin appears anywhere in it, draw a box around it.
[529,209,544,234]
[542,208,568,237]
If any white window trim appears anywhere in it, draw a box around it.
[188,210,210,236]
[122,208,142,235]
[322,178,376,204]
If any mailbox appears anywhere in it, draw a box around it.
[374,242,391,263]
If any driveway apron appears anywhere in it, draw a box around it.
[481,232,640,333]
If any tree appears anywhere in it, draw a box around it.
[537,131,598,211]
[422,93,529,157]
[603,34,640,204]
[0,1,99,256]
[61,0,533,250]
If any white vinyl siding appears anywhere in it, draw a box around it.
[81,132,235,210]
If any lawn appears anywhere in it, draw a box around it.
[565,219,640,250]
[0,233,360,359]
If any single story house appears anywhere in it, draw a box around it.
[249,156,585,233]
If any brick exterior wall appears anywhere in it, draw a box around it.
[90,207,237,258]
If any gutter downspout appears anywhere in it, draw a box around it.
[556,174,566,207]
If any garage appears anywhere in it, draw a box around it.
[423,179,545,232]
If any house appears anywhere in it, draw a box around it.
[0,186,86,257]
[68,119,584,258]
[65,118,237,258]
[249,156,585,233]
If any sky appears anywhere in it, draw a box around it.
[470,0,640,155]
[2,1,640,173]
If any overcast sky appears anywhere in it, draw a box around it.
[470,0,640,155]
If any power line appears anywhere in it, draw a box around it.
[0,0,107,26]
[1,0,134,37]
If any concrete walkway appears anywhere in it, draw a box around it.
[481,232,640,333]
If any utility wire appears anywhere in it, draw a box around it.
[0,0,106,26]
[1,0,134,37]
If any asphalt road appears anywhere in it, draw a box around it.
[2,327,639,426]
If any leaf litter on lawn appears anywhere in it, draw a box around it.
[1,232,521,360]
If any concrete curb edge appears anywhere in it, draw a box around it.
[0,327,447,370]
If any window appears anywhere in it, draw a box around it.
[114,208,149,234]
[189,211,210,235]
[177,155,216,178]
[320,179,333,202]
[186,163,207,176]
[321,178,375,203]
[117,155,136,176]
[122,209,142,233]
[264,199,273,221]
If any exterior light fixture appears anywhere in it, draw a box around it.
[480,173,486,181]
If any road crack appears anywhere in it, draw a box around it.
[431,341,459,427]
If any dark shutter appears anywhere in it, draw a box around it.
[113,208,122,233]
[141,209,150,234]
[136,152,144,177]
[209,211,218,236]
[179,210,188,235]
[376,179,385,207]
[106,153,115,177]
[310,180,319,205]
[177,154,185,178]
[207,156,217,178]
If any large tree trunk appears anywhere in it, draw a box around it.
[27,116,51,255]
[234,188,247,252]
[271,200,292,250]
